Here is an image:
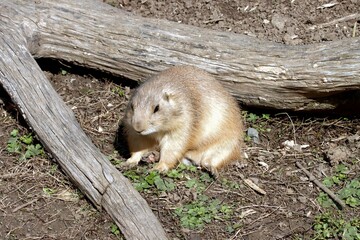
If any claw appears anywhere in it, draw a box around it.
[120,160,138,170]
[152,162,170,173]
[120,153,142,170]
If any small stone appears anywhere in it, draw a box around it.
[298,196,307,204]
[247,127,260,144]
[286,188,295,194]
[271,13,287,31]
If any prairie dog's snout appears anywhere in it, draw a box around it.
[123,65,244,176]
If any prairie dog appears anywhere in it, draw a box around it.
[123,65,244,176]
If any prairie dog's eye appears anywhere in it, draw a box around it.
[153,104,159,113]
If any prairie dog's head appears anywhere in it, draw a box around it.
[124,80,185,136]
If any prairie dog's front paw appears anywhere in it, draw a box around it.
[121,159,137,168]
[152,162,171,173]
[121,153,142,169]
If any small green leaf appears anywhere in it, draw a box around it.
[185,179,197,188]
[43,187,56,195]
[10,129,19,137]
[247,113,259,122]
[123,170,140,181]
[262,114,270,120]
[339,188,353,199]
[154,176,167,191]
[164,179,176,191]
[167,169,182,179]
[134,181,150,192]
[110,223,120,236]
[7,138,21,153]
[20,134,33,145]
[112,86,126,97]
[24,144,43,159]
[145,171,159,185]
[323,177,334,187]
[200,173,213,183]
[336,164,348,174]
[345,196,359,208]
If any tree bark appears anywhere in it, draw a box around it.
[0,2,168,240]
[2,0,360,113]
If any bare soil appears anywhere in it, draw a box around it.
[1,0,359,239]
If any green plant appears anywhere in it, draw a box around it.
[200,172,213,183]
[247,113,259,122]
[166,163,196,179]
[261,113,270,120]
[242,111,271,133]
[174,195,233,230]
[43,187,56,196]
[7,129,22,153]
[317,164,359,208]
[226,222,242,234]
[145,171,176,192]
[60,69,68,75]
[243,112,270,122]
[7,129,45,161]
[123,163,211,192]
[123,163,241,230]
[170,164,212,192]
[20,144,44,161]
[322,164,349,188]
[112,86,126,97]
[244,135,252,142]
[221,178,240,190]
[317,192,336,208]
[123,169,176,192]
[49,165,58,175]
[184,175,209,192]
[110,223,122,238]
[313,212,360,240]
[316,192,335,208]
[20,133,33,144]
[338,179,360,207]
[108,151,122,166]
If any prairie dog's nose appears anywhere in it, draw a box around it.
[132,120,145,133]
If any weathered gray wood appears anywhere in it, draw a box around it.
[1,0,360,112]
[0,17,167,240]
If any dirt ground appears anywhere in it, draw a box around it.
[1,0,359,239]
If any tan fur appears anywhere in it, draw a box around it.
[123,65,244,176]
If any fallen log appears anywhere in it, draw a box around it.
[2,0,360,113]
[0,2,168,240]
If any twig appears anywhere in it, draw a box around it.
[353,21,358,38]
[275,112,296,144]
[316,2,338,10]
[239,173,266,195]
[204,179,216,192]
[203,18,224,24]
[296,162,346,209]
[309,13,360,29]
[12,198,40,213]
[0,172,23,180]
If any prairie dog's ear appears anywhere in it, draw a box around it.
[162,91,174,101]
